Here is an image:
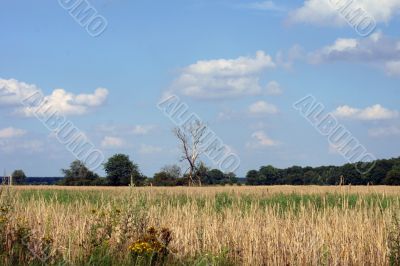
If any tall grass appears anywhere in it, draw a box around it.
[2,186,400,265]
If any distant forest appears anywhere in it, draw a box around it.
[2,156,400,186]
[246,157,400,186]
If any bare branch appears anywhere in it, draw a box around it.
[173,121,207,186]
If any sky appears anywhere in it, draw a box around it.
[0,0,399,177]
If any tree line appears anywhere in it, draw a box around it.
[246,157,400,186]
[52,155,400,186]
[57,154,238,186]
[5,155,400,186]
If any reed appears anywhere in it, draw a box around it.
[2,185,400,265]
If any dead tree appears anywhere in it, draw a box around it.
[174,121,206,186]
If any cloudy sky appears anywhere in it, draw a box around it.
[0,0,399,177]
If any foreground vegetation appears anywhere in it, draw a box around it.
[1,186,400,265]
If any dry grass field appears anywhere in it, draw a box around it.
[1,185,400,265]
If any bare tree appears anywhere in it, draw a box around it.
[174,120,206,186]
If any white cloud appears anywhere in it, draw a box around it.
[38,89,105,116]
[139,144,163,154]
[369,125,400,137]
[101,136,125,148]
[0,78,108,116]
[326,38,358,53]
[248,101,278,115]
[74,88,108,107]
[265,81,283,95]
[0,127,27,138]
[0,78,41,106]
[245,1,285,11]
[169,51,275,99]
[288,0,400,26]
[288,0,344,26]
[333,104,399,120]
[132,125,156,135]
[308,33,400,76]
[246,130,279,149]
[22,88,108,116]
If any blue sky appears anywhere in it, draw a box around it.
[0,0,399,177]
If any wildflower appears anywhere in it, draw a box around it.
[129,225,173,263]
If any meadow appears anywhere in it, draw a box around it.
[1,185,400,265]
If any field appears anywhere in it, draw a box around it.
[1,186,400,265]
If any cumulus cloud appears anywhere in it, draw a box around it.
[23,88,108,117]
[0,78,108,116]
[101,136,125,149]
[288,0,344,26]
[169,51,275,99]
[0,79,40,106]
[320,38,358,54]
[0,127,27,138]
[248,101,278,115]
[308,32,400,76]
[333,104,399,120]
[74,88,108,107]
[246,130,279,149]
[288,0,400,26]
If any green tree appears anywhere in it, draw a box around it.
[303,170,320,185]
[246,170,260,185]
[383,165,400,185]
[207,169,225,185]
[340,163,364,185]
[104,154,144,186]
[195,162,210,185]
[11,170,26,185]
[153,171,177,186]
[225,172,238,185]
[61,160,99,186]
[259,165,279,185]
[367,159,393,185]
